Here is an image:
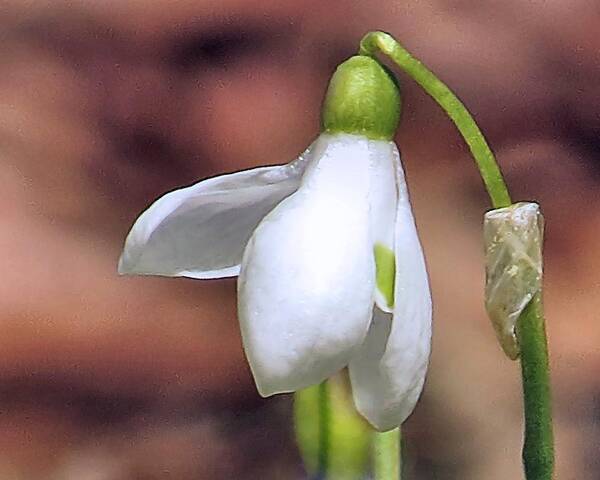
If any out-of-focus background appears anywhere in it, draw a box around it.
[1,1,599,478]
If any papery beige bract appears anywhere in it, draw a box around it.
[484,202,544,360]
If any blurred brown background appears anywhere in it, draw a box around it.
[1,0,599,478]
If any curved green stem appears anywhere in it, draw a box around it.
[374,428,401,480]
[359,30,554,480]
[359,31,511,209]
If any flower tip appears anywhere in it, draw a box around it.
[255,384,272,399]
[353,400,400,433]
[117,243,143,276]
[251,374,287,398]
[116,253,133,276]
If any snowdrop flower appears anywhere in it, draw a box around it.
[118,56,432,431]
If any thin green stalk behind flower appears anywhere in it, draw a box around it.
[374,428,401,480]
[358,30,554,480]
[318,382,330,476]
[294,378,371,479]
[359,31,511,209]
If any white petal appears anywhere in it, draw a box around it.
[349,148,432,431]
[367,140,398,313]
[118,144,314,278]
[348,308,397,428]
[238,133,376,396]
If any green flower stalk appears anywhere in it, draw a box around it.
[359,30,554,480]
[295,378,371,480]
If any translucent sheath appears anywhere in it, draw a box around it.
[483,202,544,360]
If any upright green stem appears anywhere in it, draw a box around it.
[317,381,330,478]
[517,293,554,479]
[359,30,554,480]
[359,31,511,209]
[374,428,401,480]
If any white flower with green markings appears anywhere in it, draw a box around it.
[118,56,432,431]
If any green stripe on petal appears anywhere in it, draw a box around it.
[374,243,395,309]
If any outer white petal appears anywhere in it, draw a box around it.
[238,133,375,396]
[118,144,314,278]
[367,140,398,313]
[349,145,432,431]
